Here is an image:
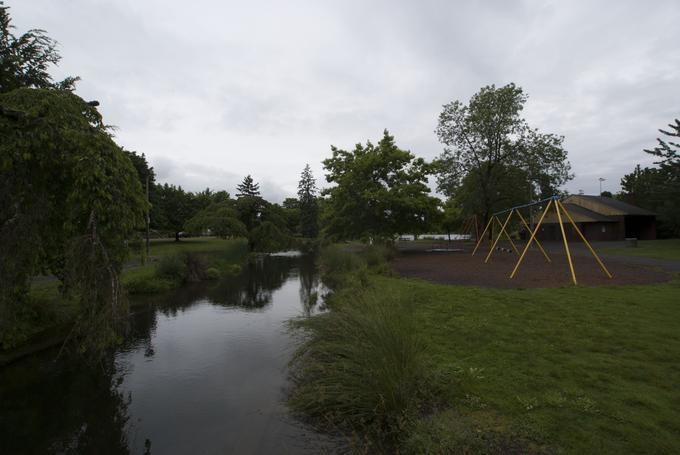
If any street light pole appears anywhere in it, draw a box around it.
[598,177,606,195]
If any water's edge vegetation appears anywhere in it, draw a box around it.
[1,238,250,364]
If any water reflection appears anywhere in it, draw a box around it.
[0,254,335,454]
[207,255,294,310]
[0,353,132,454]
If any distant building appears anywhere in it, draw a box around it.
[537,195,656,241]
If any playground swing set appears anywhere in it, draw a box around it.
[471,196,613,285]
[459,215,481,242]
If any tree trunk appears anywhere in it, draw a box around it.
[175,231,180,242]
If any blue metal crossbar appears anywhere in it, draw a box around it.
[492,196,559,216]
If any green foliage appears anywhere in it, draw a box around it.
[0,3,77,93]
[322,130,440,241]
[248,221,290,253]
[644,118,680,165]
[281,197,302,233]
[152,183,197,240]
[439,197,464,235]
[454,162,534,217]
[223,263,242,276]
[317,244,393,290]
[435,83,572,220]
[205,267,220,280]
[290,287,433,447]
[123,273,174,295]
[294,267,680,453]
[236,174,261,198]
[184,200,247,238]
[619,119,680,237]
[154,255,189,284]
[0,88,146,355]
[235,195,265,232]
[298,164,319,238]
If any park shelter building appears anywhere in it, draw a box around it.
[537,195,656,241]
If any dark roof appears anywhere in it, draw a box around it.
[542,203,615,224]
[565,195,656,216]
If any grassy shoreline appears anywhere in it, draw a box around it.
[289,245,680,453]
[1,237,248,364]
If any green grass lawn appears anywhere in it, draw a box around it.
[602,238,680,261]
[379,275,680,453]
[296,246,680,453]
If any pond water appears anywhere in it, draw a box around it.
[0,254,340,454]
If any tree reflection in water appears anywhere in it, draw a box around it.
[0,253,321,454]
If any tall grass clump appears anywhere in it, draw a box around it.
[318,243,394,290]
[318,244,368,289]
[289,287,435,448]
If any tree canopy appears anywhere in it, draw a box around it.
[322,130,440,241]
[0,88,146,349]
[297,164,319,238]
[236,174,261,198]
[619,119,680,237]
[0,2,77,93]
[434,83,572,221]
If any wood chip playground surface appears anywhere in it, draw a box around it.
[393,241,675,288]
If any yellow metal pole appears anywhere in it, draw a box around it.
[510,200,552,279]
[485,211,514,263]
[557,200,613,279]
[516,210,551,263]
[471,216,493,256]
[494,214,520,255]
[556,199,577,285]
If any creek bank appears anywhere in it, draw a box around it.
[1,239,250,366]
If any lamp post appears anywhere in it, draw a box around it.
[598,177,606,195]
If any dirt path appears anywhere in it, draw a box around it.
[393,241,676,288]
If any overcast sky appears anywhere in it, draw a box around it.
[10,0,680,202]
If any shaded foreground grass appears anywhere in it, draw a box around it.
[290,247,680,453]
[602,238,680,261]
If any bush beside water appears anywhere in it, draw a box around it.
[124,239,248,295]
[290,244,441,450]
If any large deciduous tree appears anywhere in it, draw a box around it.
[153,183,196,241]
[434,83,572,222]
[322,130,440,241]
[0,2,77,93]
[184,199,247,239]
[297,164,319,238]
[0,88,146,350]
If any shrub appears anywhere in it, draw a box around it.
[205,267,220,280]
[223,264,242,276]
[124,276,175,294]
[248,221,291,253]
[154,254,188,284]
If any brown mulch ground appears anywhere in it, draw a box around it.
[392,242,674,288]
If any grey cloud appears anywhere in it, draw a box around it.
[9,0,680,200]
